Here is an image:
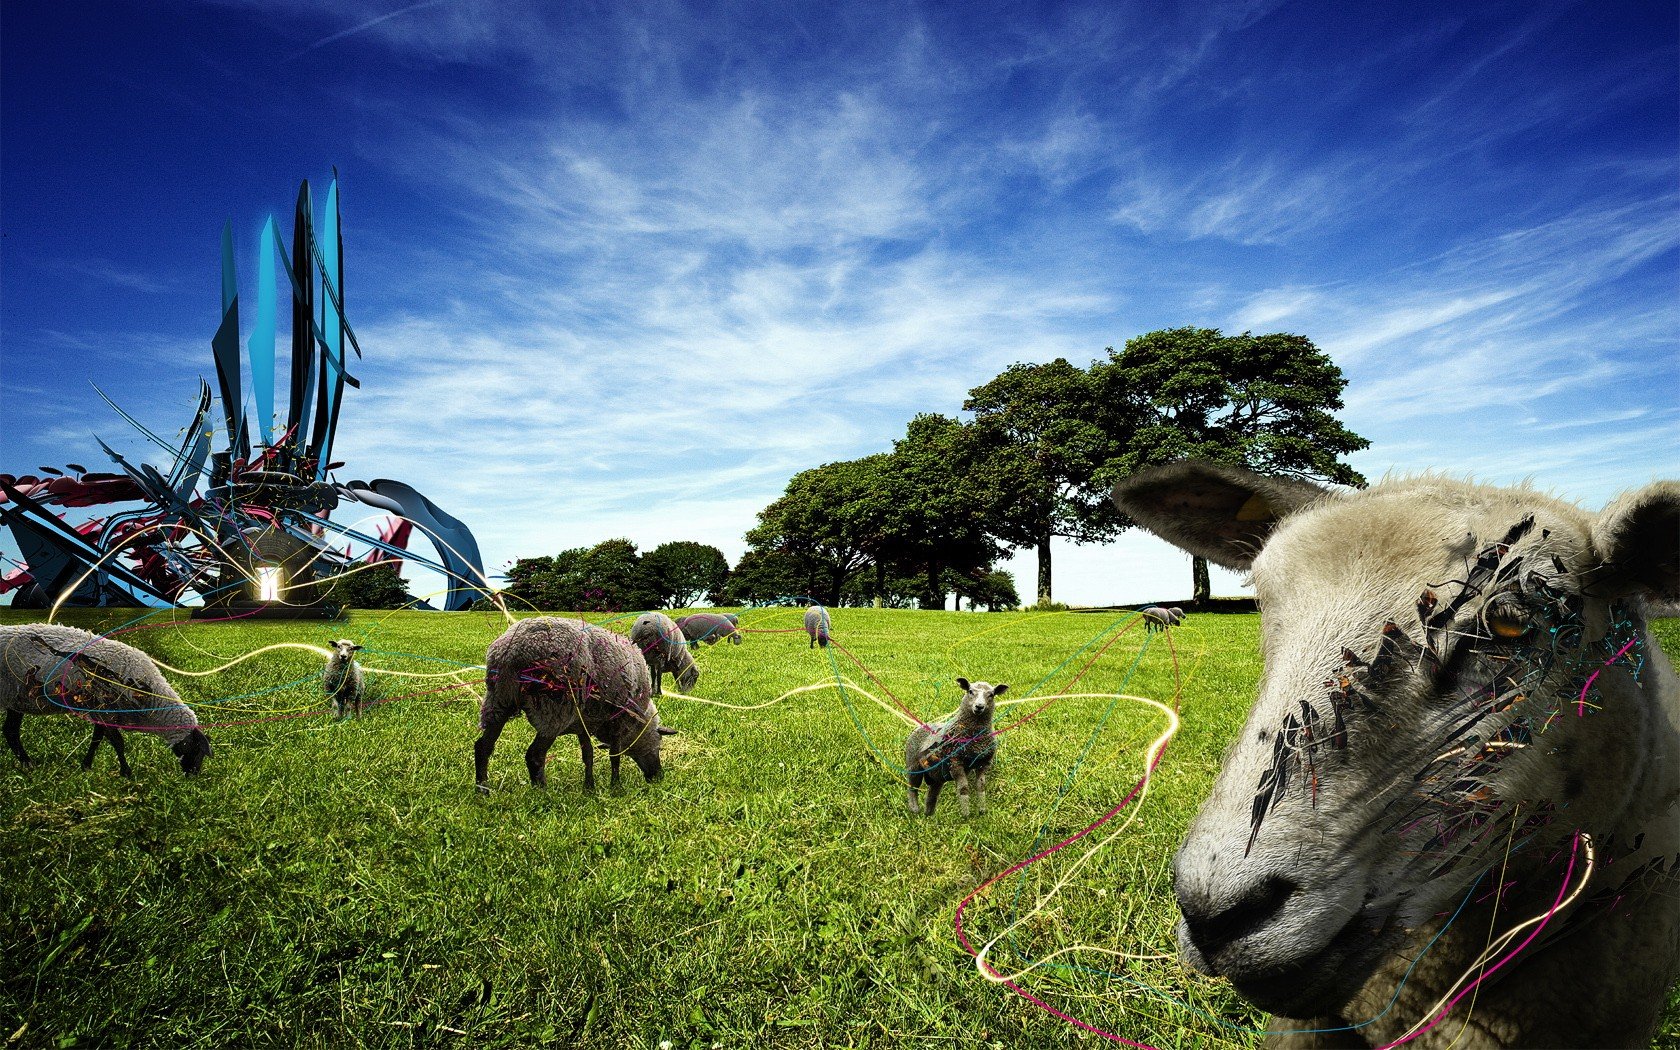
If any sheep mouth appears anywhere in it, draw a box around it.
[1223,904,1399,1019]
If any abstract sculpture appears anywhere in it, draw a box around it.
[0,174,490,614]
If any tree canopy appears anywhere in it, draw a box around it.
[641,541,731,608]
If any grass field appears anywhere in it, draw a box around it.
[2,607,1677,1049]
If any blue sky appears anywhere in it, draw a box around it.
[2,0,1676,607]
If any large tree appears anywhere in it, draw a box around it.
[641,541,730,608]
[876,413,1002,609]
[743,457,886,605]
[963,359,1127,605]
[1097,327,1369,600]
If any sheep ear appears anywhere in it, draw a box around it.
[1591,481,1680,600]
[992,683,1008,697]
[1112,460,1331,570]
[657,726,678,736]
[956,677,970,692]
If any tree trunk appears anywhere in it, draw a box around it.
[1192,555,1210,604]
[925,559,943,610]
[1037,533,1053,606]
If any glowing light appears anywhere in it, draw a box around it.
[256,565,282,601]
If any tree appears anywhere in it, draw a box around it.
[964,569,1020,611]
[1096,328,1369,600]
[744,457,886,605]
[963,359,1127,606]
[641,541,730,608]
[721,549,824,606]
[576,538,661,612]
[327,563,414,610]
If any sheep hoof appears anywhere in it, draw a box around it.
[475,781,492,795]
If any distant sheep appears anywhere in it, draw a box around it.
[0,623,212,777]
[475,616,676,791]
[631,612,699,696]
[324,639,367,718]
[1138,606,1185,631]
[906,678,1006,818]
[675,612,742,648]
[804,605,831,649]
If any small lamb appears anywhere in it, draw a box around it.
[0,623,212,777]
[476,616,676,792]
[324,639,367,718]
[631,612,699,696]
[674,612,742,648]
[906,677,1006,817]
[804,605,831,649]
[1138,606,1185,631]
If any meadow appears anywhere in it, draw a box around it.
[2,607,1676,1049]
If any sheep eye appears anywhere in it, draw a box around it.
[1483,604,1531,641]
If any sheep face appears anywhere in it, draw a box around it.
[172,728,212,776]
[628,716,678,781]
[330,639,362,660]
[954,677,1007,720]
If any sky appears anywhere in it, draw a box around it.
[1,0,1676,608]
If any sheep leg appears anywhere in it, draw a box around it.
[925,779,943,816]
[907,773,922,815]
[608,751,623,789]
[3,710,31,767]
[106,728,132,778]
[524,733,557,788]
[953,758,971,817]
[474,710,511,791]
[650,655,663,697]
[974,768,987,816]
[81,723,106,770]
[576,730,596,791]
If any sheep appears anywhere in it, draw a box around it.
[324,639,366,718]
[804,604,831,649]
[0,623,212,777]
[1113,459,1680,1048]
[674,612,742,648]
[474,616,676,792]
[906,678,1007,818]
[631,612,699,696]
[1138,605,1185,631]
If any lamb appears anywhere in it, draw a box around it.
[0,623,212,777]
[906,678,1006,818]
[804,604,831,648]
[674,612,742,648]
[1138,605,1185,631]
[631,612,699,696]
[1113,460,1680,1048]
[475,616,676,792]
[324,639,366,718]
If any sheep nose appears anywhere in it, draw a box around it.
[1177,875,1299,960]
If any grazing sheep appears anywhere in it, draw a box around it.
[804,605,831,649]
[475,616,676,792]
[324,639,366,718]
[1113,460,1680,1048]
[906,678,1007,818]
[0,623,212,777]
[1138,605,1185,631]
[674,612,742,648]
[631,612,699,696]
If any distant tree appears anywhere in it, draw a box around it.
[964,359,1127,606]
[1096,328,1369,600]
[722,548,823,606]
[641,541,730,608]
[744,457,885,605]
[838,568,923,608]
[962,569,1020,611]
[501,551,582,610]
[577,538,660,612]
[876,414,1003,610]
[328,563,414,610]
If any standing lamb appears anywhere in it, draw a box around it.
[906,678,1006,818]
[475,616,676,792]
[1138,605,1185,631]
[674,612,742,648]
[324,639,367,718]
[0,623,212,776]
[631,612,699,696]
[1113,459,1680,1048]
[804,605,831,649]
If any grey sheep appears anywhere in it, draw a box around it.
[631,612,699,696]
[0,623,212,777]
[475,616,676,792]
[803,605,831,648]
[675,612,742,648]
[906,677,1006,817]
[1138,606,1185,631]
[324,639,367,717]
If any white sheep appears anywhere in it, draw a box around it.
[1138,605,1185,631]
[906,678,1006,818]
[324,639,366,718]
[1114,460,1680,1048]
[804,605,831,649]
[0,623,212,776]
[631,612,699,696]
[475,616,676,791]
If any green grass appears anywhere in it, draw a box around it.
[1,608,1675,1049]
